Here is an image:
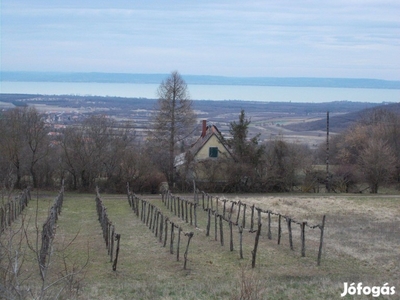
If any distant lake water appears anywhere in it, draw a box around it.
[1,81,399,103]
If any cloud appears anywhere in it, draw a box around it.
[1,0,399,79]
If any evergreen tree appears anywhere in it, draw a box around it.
[228,109,263,166]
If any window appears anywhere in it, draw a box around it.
[209,147,218,158]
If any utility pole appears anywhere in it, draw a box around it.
[326,111,330,192]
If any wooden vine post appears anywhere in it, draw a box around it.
[242,204,246,228]
[278,214,282,245]
[146,204,151,226]
[229,221,234,251]
[149,205,154,229]
[176,198,180,218]
[229,202,235,221]
[222,200,227,218]
[181,200,184,220]
[135,196,139,216]
[185,201,189,223]
[152,207,157,233]
[250,204,255,231]
[219,215,224,246]
[238,225,244,259]
[267,211,272,239]
[163,218,168,247]
[206,209,211,236]
[189,203,193,225]
[236,202,241,225]
[112,234,121,271]
[287,217,294,250]
[301,222,306,257]
[140,200,144,221]
[170,222,175,254]
[194,203,198,227]
[159,214,164,243]
[183,232,194,270]
[177,227,182,261]
[155,211,159,237]
[317,215,326,266]
[174,196,177,214]
[251,223,262,268]
[214,213,218,241]
[110,225,115,262]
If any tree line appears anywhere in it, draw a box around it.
[0,71,399,193]
[216,107,399,193]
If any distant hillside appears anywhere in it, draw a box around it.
[1,93,394,147]
[0,94,382,116]
[2,71,400,89]
[283,103,400,132]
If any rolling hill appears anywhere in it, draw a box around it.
[283,102,400,133]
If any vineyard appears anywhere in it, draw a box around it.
[1,187,399,299]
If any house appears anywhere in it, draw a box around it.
[175,120,234,186]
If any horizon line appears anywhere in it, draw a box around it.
[2,71,400,90]
[2,70,400,82]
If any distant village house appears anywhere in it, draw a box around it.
[175,120,233,188]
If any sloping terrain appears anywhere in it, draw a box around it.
[0,93,388,147]
[283,103,400,133]
[2,191,398,299]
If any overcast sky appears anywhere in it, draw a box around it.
[1,0,399,80]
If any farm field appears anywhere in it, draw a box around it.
[1,190,399,299]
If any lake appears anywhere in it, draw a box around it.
[1,81,399,103]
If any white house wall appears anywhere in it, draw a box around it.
[195,135,230,160]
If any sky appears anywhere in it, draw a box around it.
[1,0,400,80]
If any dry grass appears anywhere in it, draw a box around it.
[228,194,400,278]
[1,191,399,299]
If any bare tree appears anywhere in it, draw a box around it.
[58,127,85,190]
[0,108,27,189]
[120,145,163,193]
[358,139,396,193]
[333,108,399,192]
[150,71,196,188]
[0,107,50,189]
[22,107,50,188]
[364,109,400,184]
[263,138,309,192]
[59,115,134,191]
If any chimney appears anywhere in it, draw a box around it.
[201,120,207,137]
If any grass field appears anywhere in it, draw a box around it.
[1,190,399,299]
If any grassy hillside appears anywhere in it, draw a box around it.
[2,191,399,299]
[283,102,400,133]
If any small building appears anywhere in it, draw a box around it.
[175,120,234,188]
